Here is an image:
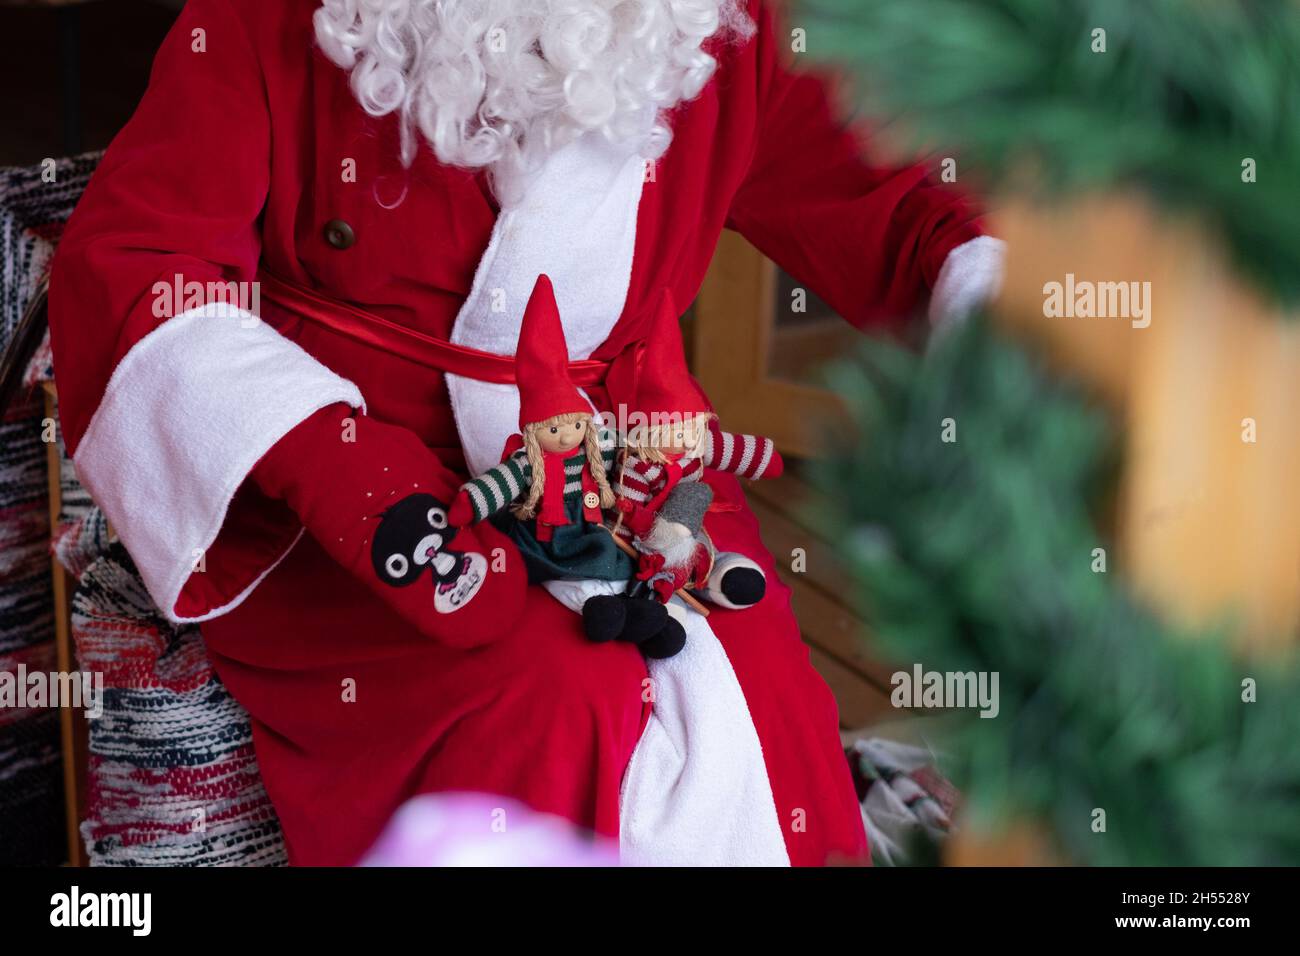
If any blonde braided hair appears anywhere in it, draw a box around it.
[512,412,615,520]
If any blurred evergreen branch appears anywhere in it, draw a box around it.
[797,0,1300,305]
[811,317,1300,865]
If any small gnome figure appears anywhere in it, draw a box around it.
[615,290,783,611]
[625,482,719,658]
[448,274,671,648]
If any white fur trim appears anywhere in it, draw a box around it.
[928,235,1006,326]
[445,131,647,476]
[73,303,364,623]
[619,594,790,866]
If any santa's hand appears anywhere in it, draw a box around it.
[447,490,475,528]
[253,403,526,647]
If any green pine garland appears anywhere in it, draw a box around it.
[796,0,1300,306]
[811,317,1300,866]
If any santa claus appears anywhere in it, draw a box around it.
[47,0,1003,865]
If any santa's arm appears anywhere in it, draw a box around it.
[48,0,309,623]
[47,0,524,642]
[725,1,1004,330]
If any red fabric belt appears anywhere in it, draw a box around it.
[256,269,626,388]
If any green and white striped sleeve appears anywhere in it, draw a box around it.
[598,427,620,475]
[461,450,532,522]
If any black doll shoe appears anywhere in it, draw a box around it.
[582,594,628,643]
[719,566,766,607]
[620,597,669,644]
[640,618,687,659]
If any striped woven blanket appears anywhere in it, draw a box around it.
[70,536,286,865]
[2,153,286,865]
[0,154,101,865]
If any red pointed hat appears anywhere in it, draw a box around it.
[630,289,710,420]
[515,274,589,429]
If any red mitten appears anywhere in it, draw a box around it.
[252,403,526,647]
[447,490,475,528]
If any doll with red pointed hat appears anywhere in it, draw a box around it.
[447,274,677,653]
[614,289,785,614]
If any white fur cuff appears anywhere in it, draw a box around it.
[73,302,364,623]
[928,235,1006,326]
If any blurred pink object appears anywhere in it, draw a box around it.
[360,792,620,867]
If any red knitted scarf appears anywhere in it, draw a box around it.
[539,451,571,528]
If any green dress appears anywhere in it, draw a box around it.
[496,480,633,584]
[463,432,633,584]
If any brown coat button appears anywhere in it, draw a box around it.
[583,491,601,510]
[323,219,355,249]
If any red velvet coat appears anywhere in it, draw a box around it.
[48,0,986,865]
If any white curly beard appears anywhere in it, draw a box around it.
[638,521,705,572]
[313,0,754,203]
